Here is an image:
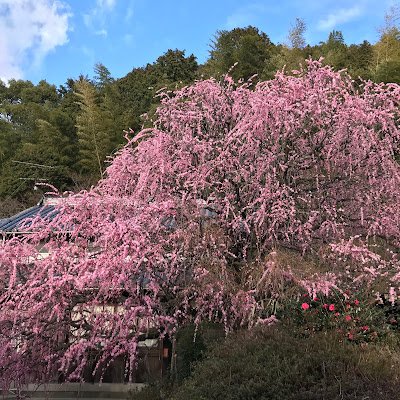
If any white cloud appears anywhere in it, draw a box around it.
[0,0,71,82]
[317,6,363,31]
[95,29,108,37]
[84,0,116,33]
[97,0,116,10]
[125,4,134,22]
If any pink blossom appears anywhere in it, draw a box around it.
[0,59,399,386]
[389,287,396,305]
[301,303,310,310]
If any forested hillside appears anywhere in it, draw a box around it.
[1,20,399,216]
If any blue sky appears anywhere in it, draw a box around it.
[0,0,396,86]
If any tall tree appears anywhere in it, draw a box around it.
[115,49,198,135]
[0,79,77,200]
[154,49,198,84]
[374,4,400,82]
[75,79,114,178]
[93,63,114,91]
[319,30,348,70]
[115,65,158,133]
[272,18,310,74]
[347,41,374,80]
[288,17,306,49]
[205,26,275,81]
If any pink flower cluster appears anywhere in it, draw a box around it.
[0,59,399,385]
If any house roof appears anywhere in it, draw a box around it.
[0,200,59,234]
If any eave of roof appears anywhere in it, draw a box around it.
[0,203,59,234]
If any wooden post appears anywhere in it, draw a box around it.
[170,337,177,380]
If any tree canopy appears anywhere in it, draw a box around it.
[0,60,399,386]
[205,26,275,81]
[1,21,400,212]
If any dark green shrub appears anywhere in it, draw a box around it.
[128,382,172,400]
[175,322,224,382]
[170,325,400,400]
[129,323,224,400]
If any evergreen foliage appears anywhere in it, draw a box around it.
[170,327,400,400]
[75,79,114,178]
[1,18,400,214]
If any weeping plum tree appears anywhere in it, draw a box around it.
[0,60,399,386]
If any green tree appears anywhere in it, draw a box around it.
[347,41,374,80]
[270,18,310,75]
[2,120,74,196]
[20,80,59,104]
[204,26,275,81]
[114,49,198,134]
[374,30,400,82]
[373,3,400,83]
[0,79,77,199]
[93,63,114,91]
[154,49,198,84]
[115,65,157,133]
[75,79,114,178]
[320,30,348,70]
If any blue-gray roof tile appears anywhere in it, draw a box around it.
[0,204,59,233]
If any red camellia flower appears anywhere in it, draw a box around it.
[362,325,369,331]
[329,304,335,311]
[301,303,310,310]
[322,304,328,309]
[345,315,352,321]
[354,299,360,306]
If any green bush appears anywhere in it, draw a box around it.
[281,290,391,342]
[175,322,224,382]
[129,323,224,400]
[170,325,400,400]
[128,382,172,400]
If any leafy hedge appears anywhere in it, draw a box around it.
[169,325,400,400]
